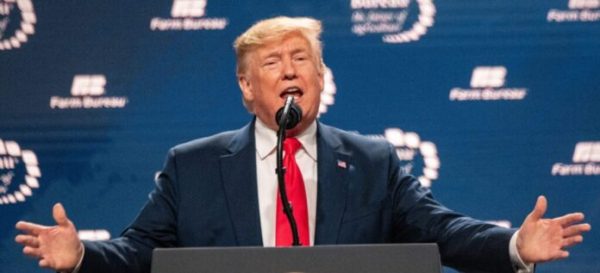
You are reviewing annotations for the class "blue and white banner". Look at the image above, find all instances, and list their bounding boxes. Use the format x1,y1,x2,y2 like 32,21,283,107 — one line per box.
1,1,598,272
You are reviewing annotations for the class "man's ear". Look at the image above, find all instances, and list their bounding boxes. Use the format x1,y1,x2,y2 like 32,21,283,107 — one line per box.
238,74,254,102
318,65,325,93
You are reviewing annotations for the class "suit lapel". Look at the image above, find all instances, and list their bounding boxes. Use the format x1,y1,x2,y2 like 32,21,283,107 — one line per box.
219,121,263,246
314,123,350,244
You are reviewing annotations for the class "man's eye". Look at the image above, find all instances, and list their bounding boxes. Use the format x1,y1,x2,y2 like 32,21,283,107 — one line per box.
263,60,279,67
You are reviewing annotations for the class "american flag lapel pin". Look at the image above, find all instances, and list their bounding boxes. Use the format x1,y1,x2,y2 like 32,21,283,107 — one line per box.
337,159,347,169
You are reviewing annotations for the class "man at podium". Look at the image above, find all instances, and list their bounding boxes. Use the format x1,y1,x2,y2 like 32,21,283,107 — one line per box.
15,16,590,273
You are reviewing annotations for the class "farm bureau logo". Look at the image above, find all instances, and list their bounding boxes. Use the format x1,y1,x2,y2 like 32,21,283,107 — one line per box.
0,0,36,51
350,0,436,44
50,75,128,110
449,66,528,101
551,141,600,176
0,139,41,205
368,128,440,187
150,0,228,31
547,0,600,23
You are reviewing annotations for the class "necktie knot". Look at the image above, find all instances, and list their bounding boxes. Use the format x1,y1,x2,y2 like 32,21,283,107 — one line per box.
284,137,302,155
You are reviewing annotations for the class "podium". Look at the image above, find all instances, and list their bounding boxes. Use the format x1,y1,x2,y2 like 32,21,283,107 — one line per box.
151,244,441,273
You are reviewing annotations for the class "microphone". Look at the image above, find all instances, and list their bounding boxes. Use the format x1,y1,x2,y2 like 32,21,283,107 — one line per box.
274,95,303,246
275,96,302,130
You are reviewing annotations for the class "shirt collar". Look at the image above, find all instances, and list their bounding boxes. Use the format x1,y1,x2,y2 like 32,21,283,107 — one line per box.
255,117,317,161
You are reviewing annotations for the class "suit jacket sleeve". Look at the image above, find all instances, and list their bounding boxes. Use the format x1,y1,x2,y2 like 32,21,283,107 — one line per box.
386,143,516,273
78,148,180,273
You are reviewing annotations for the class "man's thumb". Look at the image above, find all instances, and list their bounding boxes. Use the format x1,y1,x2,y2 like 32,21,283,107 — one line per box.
529,195,547,220
52,203,70,226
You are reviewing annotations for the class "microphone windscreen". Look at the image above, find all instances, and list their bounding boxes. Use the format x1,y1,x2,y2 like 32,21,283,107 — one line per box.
276,101,303,130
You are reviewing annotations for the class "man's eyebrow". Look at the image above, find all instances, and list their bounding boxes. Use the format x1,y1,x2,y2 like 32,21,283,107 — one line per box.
262,51,282,60
261,47,309,60
291,48,309,56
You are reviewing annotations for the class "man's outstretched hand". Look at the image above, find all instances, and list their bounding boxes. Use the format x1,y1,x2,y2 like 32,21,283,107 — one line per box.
15,203,83,272
517,196,591,264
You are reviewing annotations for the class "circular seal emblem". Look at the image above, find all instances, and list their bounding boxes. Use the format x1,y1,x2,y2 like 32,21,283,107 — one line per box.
384,128,440,187
351,0,436,44
0,0,36,51
0,139,41,205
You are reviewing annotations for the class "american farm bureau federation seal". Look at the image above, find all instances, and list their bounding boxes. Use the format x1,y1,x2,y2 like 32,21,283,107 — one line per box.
350,0,436,44
0,139,41,205
0,0,36,50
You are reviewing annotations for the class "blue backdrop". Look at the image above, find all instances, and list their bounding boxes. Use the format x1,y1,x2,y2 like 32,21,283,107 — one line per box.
1,0,599,272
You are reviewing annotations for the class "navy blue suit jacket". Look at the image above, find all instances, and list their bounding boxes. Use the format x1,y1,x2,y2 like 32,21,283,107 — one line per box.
81,120,516,273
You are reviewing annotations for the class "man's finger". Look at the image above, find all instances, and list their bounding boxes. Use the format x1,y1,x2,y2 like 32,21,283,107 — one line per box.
39,257,56,269
15,221,47,235
563,223,591,237
554,212,585,227
39,259,51,269
556,250,569,259
52,203,69,227
15,234,39,248
22,246,41,258
529,195,547,220
562,235,584,248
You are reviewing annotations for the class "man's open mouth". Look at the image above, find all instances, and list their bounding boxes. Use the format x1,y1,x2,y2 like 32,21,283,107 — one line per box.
280,87,303,99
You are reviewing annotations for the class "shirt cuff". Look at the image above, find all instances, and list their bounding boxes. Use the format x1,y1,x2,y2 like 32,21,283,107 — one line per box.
60,242,85,273
509,230,535,273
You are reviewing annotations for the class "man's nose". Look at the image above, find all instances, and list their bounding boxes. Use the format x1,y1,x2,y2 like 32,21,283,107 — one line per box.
282,58,296,80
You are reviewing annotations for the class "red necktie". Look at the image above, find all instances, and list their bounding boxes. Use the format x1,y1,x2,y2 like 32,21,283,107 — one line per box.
276,137,309,246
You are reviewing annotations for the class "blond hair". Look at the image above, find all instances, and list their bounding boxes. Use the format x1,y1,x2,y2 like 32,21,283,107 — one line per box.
233,16,325,76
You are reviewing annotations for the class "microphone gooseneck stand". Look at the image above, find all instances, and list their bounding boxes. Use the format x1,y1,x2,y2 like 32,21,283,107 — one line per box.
275,96,302,246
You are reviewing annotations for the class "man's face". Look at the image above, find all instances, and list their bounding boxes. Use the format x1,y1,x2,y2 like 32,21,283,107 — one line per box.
238,32,324,136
